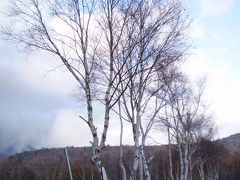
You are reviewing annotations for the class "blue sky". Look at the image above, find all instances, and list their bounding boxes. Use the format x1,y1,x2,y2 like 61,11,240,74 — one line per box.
184,0,240,138
0,0,240,150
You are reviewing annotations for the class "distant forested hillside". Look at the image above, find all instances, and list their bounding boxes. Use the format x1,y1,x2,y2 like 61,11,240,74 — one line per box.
0,145,35,160
0,134,240,179
219,133,240,153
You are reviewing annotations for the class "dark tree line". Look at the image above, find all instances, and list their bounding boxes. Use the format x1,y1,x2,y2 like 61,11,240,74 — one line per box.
0,143,239,180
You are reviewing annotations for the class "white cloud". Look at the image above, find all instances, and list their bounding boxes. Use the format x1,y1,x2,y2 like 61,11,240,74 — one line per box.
183,48,240,138
106,113,134,145
44,109,91,147
200,0,235,15
42,105,136,148
189,21,205,39
207,78,240,138
182,49,208,80
23,54,77,97
212,32,221,40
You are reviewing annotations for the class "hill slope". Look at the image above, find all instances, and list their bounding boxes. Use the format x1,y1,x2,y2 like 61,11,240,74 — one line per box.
0,133,240,179
220,133,240,153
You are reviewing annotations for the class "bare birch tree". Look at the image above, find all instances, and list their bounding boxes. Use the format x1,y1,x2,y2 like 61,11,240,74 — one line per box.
115,1,189,179
160,75,215,180
2,0,190,179
194,137,223,180
1,0,139,179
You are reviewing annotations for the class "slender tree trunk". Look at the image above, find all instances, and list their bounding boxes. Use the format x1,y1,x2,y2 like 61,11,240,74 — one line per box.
176,166,179,180
91,166,94,180
188,157,193,180
139,153,144,180
18,164,21,180
142,152,151,180
64,148,73,180
119,160,127,180
178,140,184,180
168,127,174,180
85,84,107,180
207,162,219,180
156,167,159,180
214,163,220,180
197,161,205,180
133,113,141,178
133,124,140,179
118,101,127,180
140,137,152,180
163,168,167,180
183,141,189,180
101,167,107,180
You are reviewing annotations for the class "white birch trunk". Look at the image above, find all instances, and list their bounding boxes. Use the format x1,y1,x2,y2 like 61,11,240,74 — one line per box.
137,142,151,180
142,155,151,180
86,87,107,180
183,141,189,180
118,101,127,180
101,167,108,180
138,153,144,180
120,160,127,180
188,157,193,180
133,123,140,172
207,162,219,180
141,136,151,180
133,102,142,177
168,127,174,180
197,161,205,180
214,163,219,180
177,140,184,180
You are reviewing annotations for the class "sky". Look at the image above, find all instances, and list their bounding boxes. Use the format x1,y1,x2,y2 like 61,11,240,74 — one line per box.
185,0,240,138
0,0,240,151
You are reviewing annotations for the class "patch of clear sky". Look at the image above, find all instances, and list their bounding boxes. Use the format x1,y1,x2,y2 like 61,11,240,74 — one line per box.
187,0,240,83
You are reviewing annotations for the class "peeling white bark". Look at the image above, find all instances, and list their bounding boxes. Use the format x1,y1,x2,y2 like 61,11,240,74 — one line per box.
101,167,107,180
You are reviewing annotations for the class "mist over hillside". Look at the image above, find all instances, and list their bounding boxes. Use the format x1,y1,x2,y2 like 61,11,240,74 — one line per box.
0,145,35,160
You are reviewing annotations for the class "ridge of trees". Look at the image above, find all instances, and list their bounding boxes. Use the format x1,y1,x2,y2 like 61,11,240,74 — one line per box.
0,141,240,180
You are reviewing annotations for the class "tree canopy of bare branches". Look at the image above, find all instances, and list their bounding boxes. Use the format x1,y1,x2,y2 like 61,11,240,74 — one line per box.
158,74,215,180
2,0,190,179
